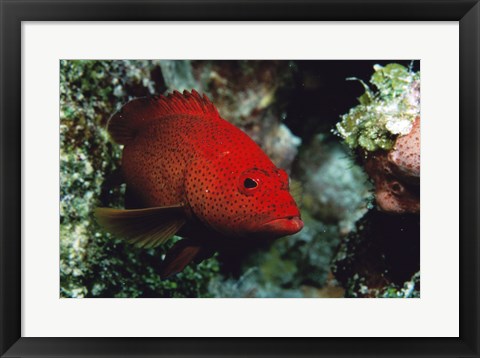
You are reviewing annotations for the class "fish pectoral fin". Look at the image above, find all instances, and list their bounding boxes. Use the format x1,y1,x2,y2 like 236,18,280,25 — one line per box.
95,205,185,249
160,239,211,279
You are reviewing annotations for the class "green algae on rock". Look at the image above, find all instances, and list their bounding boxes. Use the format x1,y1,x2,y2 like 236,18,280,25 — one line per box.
336,63,420,152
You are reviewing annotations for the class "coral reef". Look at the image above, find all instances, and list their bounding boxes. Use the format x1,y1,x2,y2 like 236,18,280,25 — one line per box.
332,63,421,297
335,63,420,215
336,63,420,152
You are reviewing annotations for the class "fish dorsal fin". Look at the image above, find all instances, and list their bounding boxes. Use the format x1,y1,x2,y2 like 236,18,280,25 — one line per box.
107,90,219,144
95,205,186,249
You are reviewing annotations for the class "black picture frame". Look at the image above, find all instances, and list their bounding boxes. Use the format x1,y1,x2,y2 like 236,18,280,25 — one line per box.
1,0,478,357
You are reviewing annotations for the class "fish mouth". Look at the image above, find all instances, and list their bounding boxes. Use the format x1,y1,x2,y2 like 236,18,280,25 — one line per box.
257,216,304,238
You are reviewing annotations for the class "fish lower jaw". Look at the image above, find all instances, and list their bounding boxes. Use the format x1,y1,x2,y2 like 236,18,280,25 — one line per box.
256,215,304,238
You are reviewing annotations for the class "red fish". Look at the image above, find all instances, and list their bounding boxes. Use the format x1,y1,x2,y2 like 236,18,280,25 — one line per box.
96,90,303,277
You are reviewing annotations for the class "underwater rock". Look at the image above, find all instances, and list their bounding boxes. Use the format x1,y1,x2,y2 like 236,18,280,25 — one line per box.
191,61,290,125
295,135,373,233
208,267,304,298
262,121,302,171
300,272,345,298
332,210,420,298
158,60,197,92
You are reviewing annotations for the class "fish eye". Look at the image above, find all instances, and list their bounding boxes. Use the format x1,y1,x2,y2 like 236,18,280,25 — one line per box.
244,178,258,189
238,170,263,195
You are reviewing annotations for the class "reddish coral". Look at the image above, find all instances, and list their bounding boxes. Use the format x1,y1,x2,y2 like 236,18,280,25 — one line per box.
388,116,420,184
363,117,420,214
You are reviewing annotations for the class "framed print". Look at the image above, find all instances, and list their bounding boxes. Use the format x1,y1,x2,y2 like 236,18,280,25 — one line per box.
1,0,479,357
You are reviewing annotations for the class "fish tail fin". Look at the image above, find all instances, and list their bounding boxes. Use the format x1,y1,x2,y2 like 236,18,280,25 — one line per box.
107,90,219,145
